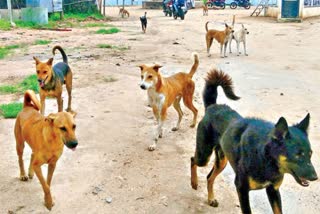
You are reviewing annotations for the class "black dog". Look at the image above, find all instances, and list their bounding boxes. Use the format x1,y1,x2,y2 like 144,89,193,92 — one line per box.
191,69,318,213
140,12,147,33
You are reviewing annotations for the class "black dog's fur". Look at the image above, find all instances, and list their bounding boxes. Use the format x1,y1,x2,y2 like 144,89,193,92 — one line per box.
140,12,147,33
191,69,318,213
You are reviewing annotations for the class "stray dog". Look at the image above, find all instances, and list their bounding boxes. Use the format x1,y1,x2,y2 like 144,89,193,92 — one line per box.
14,90,78,210
205,21,234,58
229,24,249,56
33,46,73,115
119,7,130,17
191,69,318,213
202,4,208,16
140,11,147,33
138,53,199,151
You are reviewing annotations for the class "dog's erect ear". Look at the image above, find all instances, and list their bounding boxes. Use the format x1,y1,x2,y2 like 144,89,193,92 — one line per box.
69,111,77,118
33,56,41,65
242,24,244,28
46,58,54,66
137,64,145,71
153,64,162,72
273,117,289,141
295,113,310,134
225,23,229,28
46,113,57,123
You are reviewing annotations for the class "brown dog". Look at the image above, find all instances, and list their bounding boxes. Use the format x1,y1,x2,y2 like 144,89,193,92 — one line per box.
202,5,208,16
119,7,130,17
14,90,78,210
138,53,199,151
33,46,73,115
205,21,234,58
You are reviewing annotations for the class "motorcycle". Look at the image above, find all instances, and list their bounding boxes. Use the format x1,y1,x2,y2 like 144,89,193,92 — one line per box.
230,0,251,9
206,0,226,9
163,0,173,17
172,0,187,20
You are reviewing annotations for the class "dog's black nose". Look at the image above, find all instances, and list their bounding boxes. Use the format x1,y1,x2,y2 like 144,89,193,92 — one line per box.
38,79,42,83
65,140,78,149
140,85,146,90
247,32,249,34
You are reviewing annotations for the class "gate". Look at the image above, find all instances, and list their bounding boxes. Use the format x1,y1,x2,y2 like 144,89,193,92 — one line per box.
281,0,300,18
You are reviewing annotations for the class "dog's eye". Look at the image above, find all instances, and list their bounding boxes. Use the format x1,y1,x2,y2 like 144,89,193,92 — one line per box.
73,124,76,130
60,127,67,131
43,71,47,74
37,70,40,74
148,75,152,79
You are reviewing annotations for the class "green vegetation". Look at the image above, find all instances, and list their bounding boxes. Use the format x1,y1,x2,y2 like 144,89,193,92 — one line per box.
0,44,23,59
97,44,129,51
0,19,11,30
84,22,113,28
0,102,23,118
0,75,39,94
202,0,208,4
34,40,52,45
95,27,120,34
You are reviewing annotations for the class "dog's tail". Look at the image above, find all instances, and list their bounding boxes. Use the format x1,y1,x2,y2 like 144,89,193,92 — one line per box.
23,90,41,111
203,68,240,109
205,21,210,32
52,45,68,64
188,52,199,78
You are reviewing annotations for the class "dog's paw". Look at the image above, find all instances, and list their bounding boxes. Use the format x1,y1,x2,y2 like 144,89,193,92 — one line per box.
44,195,54,210
148,144,157,151
208,54,211,57
172,127,179,131
208,199,219,207
28,173,34,179
191,180,198,190
158,133,163,138
20,175,29,181
190,124,196,128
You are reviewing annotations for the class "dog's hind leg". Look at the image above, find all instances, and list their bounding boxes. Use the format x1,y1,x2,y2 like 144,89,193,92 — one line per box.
266,185,282,214
15,134,28,181
207,37,213,57
65,71,73,112
183,83,197,128
28,153,35,179
191,157,198,190
207,149,228,207
172,96,183,131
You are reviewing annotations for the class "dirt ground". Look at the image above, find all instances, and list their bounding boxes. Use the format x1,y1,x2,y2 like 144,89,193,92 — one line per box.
0,6,320,214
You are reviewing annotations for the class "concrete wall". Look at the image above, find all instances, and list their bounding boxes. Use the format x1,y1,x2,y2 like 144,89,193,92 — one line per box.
0,9,21,20
303,7,320,18
265,5,320,19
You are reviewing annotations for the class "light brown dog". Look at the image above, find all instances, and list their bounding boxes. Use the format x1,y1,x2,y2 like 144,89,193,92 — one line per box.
138,53,199,151
205,21,234,58
14,90,78,210
119,7,130,17
202,4,208,16
33,46,73,115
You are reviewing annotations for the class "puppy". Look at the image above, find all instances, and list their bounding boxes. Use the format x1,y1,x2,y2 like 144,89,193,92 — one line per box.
119,7,130,17
191,69,318,213
229,24,249,56
202,5,208,16
33,46,73,115
138,53,199,151
205,21,234,58
14,90,78,210
140,12,147,33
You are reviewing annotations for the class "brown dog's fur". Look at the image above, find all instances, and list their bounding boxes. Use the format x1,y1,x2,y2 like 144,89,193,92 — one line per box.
138,53,199,151
205,21,234,58
119,8,130,17
33,46,73,115
202,5,208,16
14,90,78,210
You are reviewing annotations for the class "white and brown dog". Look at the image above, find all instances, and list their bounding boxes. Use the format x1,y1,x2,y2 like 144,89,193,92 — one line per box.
138,53,199,151
229,24,249,56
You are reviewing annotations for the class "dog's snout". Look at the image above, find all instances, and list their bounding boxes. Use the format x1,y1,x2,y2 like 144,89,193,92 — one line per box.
247,32,249,34
65,140,78,149
140,84,146,90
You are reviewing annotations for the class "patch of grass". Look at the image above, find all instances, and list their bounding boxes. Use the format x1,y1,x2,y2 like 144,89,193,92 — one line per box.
0,44,22,59
0,19,11,30
0,74,39,94
34,40,52,45
83,23,113,28
97,44,129,51
95,27,120,34
0,102,23,118
104,76,118,83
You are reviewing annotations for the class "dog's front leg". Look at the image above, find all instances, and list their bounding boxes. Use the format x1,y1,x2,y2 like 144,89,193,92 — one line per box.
266,185,283,214
47,162,57,187
237,41,240,56
220,44,224,58
229,39,232,53
57,95,63,112
40,94,46,115
235,177,252,214
33,163,54,210
243,41,248,56
223,42,228,58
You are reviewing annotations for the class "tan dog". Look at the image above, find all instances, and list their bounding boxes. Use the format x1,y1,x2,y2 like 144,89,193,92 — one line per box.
14,90,78,210
33,46,73,115
138,53,199,151
205,21,234,58
202,4,208,16
119,7,130,17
